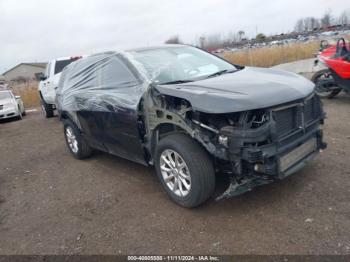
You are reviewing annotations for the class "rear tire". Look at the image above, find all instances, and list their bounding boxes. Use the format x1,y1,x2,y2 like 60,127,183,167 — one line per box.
63,119,93,159
311,69,342,99
41,98,54,118
155,133,215,208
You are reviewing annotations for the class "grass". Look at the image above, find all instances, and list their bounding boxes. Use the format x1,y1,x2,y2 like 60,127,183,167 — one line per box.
11,81,41,108
222,41,320,68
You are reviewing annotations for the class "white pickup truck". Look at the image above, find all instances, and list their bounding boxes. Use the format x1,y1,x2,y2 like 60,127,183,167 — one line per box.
38,56,82,118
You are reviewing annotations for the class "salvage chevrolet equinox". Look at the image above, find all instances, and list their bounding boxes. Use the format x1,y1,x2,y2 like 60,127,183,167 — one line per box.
56,45,326,208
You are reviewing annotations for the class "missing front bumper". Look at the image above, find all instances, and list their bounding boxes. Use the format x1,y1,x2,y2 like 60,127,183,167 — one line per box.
216,131,326,201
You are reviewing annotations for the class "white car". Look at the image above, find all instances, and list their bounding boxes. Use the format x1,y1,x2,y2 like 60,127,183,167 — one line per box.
38,56,82,118
0,89,25,120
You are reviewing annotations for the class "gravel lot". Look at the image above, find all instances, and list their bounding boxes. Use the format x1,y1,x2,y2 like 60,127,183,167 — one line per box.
0,94,350,255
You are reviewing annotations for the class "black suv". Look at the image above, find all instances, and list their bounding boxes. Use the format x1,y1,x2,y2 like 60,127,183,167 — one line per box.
57,45,326,207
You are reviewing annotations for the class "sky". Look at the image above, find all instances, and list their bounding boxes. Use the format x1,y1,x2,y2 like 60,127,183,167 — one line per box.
0,0,347,73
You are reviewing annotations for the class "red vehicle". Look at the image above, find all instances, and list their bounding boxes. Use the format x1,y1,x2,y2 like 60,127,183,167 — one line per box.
312,38,350,98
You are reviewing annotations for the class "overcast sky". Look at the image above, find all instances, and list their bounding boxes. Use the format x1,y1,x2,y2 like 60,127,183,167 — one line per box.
0,0,347,72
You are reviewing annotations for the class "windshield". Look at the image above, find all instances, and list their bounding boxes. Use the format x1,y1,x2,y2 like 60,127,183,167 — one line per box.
128,46,237,84
0,91,12,100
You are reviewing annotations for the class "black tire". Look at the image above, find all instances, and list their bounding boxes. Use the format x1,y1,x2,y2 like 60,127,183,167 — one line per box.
63,119,93,159
22,110,26,116
40,98,54,118
154,133,215,208
16,106,22,120
311,69,342,99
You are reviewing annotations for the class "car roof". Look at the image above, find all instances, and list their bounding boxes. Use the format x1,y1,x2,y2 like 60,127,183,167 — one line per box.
76,45,191,60
126,44,189,53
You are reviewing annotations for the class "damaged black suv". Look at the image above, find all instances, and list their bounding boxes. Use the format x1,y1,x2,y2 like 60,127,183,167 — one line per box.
57,45,326,208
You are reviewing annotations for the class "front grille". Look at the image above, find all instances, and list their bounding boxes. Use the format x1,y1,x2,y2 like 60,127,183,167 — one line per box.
273,95,321,140
304,96,321,124
0,105,3,110
274,106,301,137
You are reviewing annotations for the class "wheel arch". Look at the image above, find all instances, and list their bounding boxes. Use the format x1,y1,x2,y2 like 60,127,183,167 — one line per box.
60,111,78,126
150,122,193,159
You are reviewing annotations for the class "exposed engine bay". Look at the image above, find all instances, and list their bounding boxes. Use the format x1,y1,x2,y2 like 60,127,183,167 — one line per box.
142,89,326,200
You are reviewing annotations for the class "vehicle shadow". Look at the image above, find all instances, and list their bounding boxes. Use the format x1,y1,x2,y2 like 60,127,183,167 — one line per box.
323,92,350,104
88,149,310,212
0,117,20,124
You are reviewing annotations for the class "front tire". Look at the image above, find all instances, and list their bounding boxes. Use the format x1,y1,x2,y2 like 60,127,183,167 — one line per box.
63,120,93,159
16,112,22,120
155,133,215,208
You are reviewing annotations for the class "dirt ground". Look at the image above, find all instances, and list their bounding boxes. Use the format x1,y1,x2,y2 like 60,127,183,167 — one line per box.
0,94,350,255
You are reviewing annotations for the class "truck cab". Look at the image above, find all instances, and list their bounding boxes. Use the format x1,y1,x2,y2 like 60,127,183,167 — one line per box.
38,56,82,118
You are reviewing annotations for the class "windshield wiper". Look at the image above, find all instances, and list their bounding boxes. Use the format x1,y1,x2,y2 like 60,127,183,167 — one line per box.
159,79,195,85
205,69,238,79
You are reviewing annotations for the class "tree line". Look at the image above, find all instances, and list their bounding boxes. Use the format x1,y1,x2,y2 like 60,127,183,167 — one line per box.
164,9,350,49
294,9,350,32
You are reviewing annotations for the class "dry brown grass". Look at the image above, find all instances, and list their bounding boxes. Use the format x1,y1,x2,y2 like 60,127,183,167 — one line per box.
11,81,40,108
222,41,320,67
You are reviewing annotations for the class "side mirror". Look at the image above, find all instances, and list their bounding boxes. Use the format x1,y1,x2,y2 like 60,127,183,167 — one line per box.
15,95,21,99
37,72,47,81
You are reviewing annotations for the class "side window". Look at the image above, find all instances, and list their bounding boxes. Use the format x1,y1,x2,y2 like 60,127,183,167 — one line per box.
98,55,137,89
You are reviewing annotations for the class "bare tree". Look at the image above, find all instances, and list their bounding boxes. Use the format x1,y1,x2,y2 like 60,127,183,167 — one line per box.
238,30,245,41
310,17,320,30
338,10,350,25
321,10,332,27
206,33,223,49
199,36,206,48
165,35,182,44
294,18,305,32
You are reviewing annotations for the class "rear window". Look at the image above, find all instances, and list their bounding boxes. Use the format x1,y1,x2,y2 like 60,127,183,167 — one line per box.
54,59,73,74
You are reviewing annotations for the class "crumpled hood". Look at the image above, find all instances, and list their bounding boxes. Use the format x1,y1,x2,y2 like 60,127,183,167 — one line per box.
155,67,315,113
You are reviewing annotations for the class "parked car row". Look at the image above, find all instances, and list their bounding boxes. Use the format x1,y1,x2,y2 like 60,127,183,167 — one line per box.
217,30,350,54
36,44,327,208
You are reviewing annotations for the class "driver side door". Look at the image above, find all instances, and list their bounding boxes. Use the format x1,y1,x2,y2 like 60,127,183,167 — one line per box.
93,55,146,164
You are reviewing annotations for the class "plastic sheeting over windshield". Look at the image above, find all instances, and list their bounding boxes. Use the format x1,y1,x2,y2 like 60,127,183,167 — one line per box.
56,52,147,113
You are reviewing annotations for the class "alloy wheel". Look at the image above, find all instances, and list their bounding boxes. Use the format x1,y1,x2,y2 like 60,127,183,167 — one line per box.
159,149,191,197
65,126,78,153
